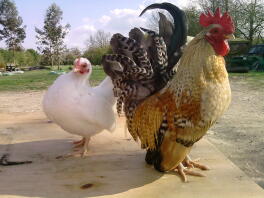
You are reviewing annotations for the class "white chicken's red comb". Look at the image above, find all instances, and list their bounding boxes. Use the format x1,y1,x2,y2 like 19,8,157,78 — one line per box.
76,58,81,66
74,58,90,66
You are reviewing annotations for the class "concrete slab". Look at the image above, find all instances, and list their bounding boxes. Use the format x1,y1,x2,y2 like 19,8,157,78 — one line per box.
0,112,264,198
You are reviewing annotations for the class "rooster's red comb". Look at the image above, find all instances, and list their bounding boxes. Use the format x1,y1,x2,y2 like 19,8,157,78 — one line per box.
199,8,234,33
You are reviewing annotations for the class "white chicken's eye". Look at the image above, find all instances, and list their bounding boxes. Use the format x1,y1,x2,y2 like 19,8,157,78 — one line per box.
82,64,87,68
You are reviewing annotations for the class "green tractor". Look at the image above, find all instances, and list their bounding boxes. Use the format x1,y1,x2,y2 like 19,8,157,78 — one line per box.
228,44,264,72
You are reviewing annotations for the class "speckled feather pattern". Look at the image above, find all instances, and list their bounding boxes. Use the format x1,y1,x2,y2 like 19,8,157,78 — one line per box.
103,30,174,119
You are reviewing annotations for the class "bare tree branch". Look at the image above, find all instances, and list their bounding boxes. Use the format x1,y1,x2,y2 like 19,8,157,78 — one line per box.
86,30,111,49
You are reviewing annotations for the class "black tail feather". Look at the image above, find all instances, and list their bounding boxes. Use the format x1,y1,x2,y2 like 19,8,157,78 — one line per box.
140,2,187,68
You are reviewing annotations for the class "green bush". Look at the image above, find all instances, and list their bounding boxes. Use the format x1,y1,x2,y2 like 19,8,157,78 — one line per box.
0,48,41,67
83,46,112,65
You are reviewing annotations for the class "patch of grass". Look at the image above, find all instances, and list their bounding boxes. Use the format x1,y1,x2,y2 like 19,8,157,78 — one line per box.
90,67,107,86
229,72,264,89
0,66,106,92
229,71,264,78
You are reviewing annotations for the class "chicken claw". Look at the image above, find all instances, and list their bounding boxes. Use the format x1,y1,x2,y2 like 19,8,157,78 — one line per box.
183,155,210,170
56,148,88,159
175,163,205,182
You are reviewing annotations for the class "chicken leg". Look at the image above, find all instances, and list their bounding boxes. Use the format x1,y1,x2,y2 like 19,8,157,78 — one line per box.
56,137,90,159
73,137,85,148
73,137,90,157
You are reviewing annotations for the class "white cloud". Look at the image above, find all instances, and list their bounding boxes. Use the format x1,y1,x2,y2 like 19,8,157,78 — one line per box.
66,0,193,49
82,17,92,23
99,15,111,25
66,24,96,49
104,7,147,35
76,25,96,32
67,5,147,49
110,8,139,16
141,0,189,8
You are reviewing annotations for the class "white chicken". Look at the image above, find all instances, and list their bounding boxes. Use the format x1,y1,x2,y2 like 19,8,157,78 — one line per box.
43,58,116,157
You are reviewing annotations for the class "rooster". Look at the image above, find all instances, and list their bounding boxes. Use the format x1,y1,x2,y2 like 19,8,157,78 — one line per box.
103,3,234,182
43,58,116,157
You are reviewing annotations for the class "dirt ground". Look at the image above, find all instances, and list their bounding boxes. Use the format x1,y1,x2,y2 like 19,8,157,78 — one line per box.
208,76,264,188
0,77,263,189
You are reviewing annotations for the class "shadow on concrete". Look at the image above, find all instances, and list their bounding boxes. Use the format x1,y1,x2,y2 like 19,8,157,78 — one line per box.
0,139,163,198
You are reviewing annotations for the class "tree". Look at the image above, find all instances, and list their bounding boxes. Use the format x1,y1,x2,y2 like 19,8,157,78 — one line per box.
234,0,264,45
196,0,229,12
35,3,70,68
62,47,81,65
83,46,111,65
84,30,112,65
183,6,203,36
25,49,40,66
146,12,163,33
86,30,111,49
0,48,40,67
0,0,26,63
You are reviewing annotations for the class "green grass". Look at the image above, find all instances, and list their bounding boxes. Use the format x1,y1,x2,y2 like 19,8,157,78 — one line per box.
0,66,106,92
89,66,107,86
229,71,264,79
229,72,264,89
1,67,263,92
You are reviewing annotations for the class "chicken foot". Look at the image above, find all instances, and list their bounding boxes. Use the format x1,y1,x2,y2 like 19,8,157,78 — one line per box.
183,155,210,170
175,162,205,182
174,155,210,182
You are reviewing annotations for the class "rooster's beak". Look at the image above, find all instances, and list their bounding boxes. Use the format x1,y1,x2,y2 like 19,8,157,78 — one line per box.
225,34,235,40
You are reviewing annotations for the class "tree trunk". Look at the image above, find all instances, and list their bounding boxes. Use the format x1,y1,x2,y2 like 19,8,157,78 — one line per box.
248,0,257,46
12,47,15,65
224,0,229,12
51,55,54,69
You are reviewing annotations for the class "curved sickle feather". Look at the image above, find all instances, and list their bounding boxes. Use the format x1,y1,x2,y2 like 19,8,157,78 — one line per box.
139,2,187,69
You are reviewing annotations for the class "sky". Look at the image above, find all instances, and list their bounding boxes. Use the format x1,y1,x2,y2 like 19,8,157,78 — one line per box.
0,0,191,50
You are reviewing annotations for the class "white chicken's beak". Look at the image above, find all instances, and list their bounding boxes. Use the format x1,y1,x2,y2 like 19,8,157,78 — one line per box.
73,67,80,73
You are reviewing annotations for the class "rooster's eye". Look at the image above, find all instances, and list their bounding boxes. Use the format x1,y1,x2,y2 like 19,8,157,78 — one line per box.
212,28,219,33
